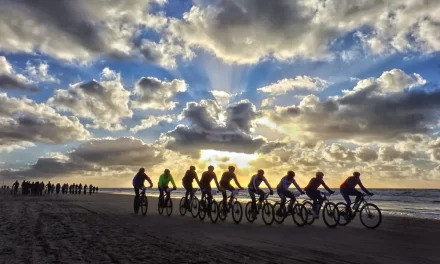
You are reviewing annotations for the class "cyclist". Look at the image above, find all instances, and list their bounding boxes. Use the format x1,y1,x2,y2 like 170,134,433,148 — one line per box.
219,166,244,209
199,165,220,215
248,169,273,218
158,169,177,207
276,171,305,216
340,172,374,212
182,166,200,208
132,168,153,199
304,171,334,218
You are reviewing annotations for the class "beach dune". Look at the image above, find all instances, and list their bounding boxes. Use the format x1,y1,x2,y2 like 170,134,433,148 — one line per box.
0,193,438,264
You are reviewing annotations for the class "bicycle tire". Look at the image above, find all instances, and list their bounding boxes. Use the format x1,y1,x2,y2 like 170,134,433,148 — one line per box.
166,198,173,217
292,204,307,227
322,202,339,228
190,197,199,218
158,200,164,215
245,202,255,223
302,201,315,225
273,202,286,224
210,200,219,223
360,203,382,229
179,197,187,216
198,199,206,221
231,201,243,224
262,203,274,226
335,202,351,226
140,195,148,216
218,202,227,221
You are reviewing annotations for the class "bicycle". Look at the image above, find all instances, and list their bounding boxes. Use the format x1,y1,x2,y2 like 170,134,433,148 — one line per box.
198,190,220,223
273,194,308,227
158,188,174,216
134,186,150,216
336,194,382,229
245,193,275,225
219,190,243,224
302,192,340,228
179,189,200,218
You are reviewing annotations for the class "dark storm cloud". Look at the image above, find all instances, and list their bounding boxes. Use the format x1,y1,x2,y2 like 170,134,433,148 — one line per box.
163,100,266,158
0,75,39,92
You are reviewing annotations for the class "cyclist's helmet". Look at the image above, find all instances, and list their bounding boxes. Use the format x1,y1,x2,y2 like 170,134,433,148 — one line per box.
353,171,360,177
190,166,196,171
316,171,324,178
257,169,264,176
164,169,170,174
287,171,295,177
208,165,214,171
228,165,235,172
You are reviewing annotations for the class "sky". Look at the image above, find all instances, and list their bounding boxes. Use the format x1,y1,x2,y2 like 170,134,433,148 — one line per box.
0,0,440,188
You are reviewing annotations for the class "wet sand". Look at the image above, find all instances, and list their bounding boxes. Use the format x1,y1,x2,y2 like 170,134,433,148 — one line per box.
0,193,438,264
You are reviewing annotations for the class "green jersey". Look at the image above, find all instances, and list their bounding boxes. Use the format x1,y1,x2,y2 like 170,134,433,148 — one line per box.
158,174,176,188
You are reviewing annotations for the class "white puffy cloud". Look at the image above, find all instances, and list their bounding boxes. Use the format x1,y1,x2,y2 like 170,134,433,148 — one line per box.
0,93,90,150
257,76,330,96
132,77,187,110
261,97,275,108
165,0,440,64
210,90,235,106
0,56,37,92
48,68,132,131
0,0,167,63
130,115,174,133
25,61,59,83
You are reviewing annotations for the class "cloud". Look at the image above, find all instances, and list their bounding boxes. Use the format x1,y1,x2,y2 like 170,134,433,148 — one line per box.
261,97,275,108
166,0,440,64
267,69,438,142
132,77,187,110
323,143,356,162
130,115,174,133
0,93,90,149
210,90,235,106
378,146,416,161
25,61,59,83
140,39,194,68
0,56,38,92
48,68,132,131
0,137,164,180
0,0,167,63
355,147,378,162
257,76,330,96
162,100,266,158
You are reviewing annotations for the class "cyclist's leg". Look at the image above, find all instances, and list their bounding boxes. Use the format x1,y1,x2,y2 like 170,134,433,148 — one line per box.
316,191,324,210
277,188,286,213
220,187,227,207
227,185,236,205
257,188,265,206
158,187,165,206
207,190,213,213
248,188,257,211
306,190,318,211
284,191,295,212
353,189,363,206
340,188,352,207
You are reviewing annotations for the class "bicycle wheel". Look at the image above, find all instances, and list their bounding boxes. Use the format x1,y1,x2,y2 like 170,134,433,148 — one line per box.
140,196,148,216
179,197,187,216
273,202,286,224
231,202,243,224
360,203,382,229
302,201,315,225
292,204,307,227
199,199,206,221
335,202,351,226
322,202,339,228
262,203,274,226
245,202,255,223
190,197,199,218
210,200,219,223
158,200,164,215
218,202,227,221
166,198,173,217
133,196,140,214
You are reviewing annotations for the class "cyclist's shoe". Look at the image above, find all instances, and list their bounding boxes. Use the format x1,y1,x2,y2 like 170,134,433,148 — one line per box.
228,201,233,209
276,209,283,217
312,210,318,219
252,209,257,219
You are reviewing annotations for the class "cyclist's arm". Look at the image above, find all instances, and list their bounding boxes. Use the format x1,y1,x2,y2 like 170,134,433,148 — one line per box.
358,180,371,195
158,175,163,187
145,175,153,187
233,174,243,189
322,181,333,193
170,175,177,189
194,172,200,186
262,177,273,192
214,174,220,189
292,179,304,193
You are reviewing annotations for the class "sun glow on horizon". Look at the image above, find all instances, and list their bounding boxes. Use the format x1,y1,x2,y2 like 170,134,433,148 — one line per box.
199,149,258,169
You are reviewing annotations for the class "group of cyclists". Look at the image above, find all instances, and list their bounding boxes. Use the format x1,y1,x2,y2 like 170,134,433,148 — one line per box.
132,165,374,223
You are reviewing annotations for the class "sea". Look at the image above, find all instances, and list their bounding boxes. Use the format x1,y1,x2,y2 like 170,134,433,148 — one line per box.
99,188,440,220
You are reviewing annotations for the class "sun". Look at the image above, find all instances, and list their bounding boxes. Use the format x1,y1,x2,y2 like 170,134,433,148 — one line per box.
199,149,258,169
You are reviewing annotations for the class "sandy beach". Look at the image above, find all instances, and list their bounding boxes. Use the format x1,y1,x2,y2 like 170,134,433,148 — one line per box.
0,193,439,264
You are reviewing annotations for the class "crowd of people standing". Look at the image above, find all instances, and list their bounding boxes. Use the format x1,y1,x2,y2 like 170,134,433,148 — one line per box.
1,180,99,196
